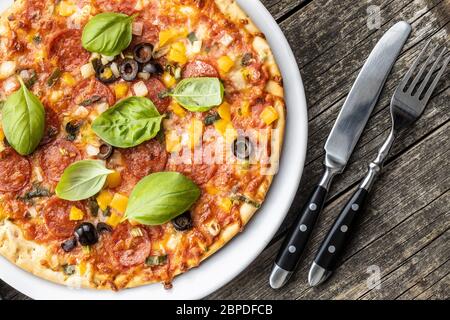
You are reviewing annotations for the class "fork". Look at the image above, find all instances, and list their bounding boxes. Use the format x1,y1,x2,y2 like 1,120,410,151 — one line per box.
308,40,449,286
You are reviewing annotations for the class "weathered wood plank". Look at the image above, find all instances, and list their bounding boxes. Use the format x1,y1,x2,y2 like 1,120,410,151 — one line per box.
260,0,309,20
209,122,450,299
414,273,450,299
396,260,450,299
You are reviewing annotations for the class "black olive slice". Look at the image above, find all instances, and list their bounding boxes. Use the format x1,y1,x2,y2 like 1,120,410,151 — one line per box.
97,143,114,160
133,43,154,64
120,59,139,81
172,211,193,231
95,63,117,84
65,120,82,142
96,222,113,234
232,136,253,160
142,62,164,75
74,222,99,246
61,237,77,252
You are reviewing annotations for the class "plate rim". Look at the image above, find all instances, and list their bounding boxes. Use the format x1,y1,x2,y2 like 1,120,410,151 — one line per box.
0,0,308,300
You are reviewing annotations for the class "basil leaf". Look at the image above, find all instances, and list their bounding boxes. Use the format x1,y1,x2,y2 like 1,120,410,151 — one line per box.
82,13,134,56
1,78,45,155
56,160,113,201
170,77,224,112
92,96,163,148
125,172,201,225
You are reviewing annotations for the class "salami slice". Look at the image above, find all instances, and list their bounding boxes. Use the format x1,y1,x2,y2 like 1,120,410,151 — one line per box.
108,223,151,267
182,60,219,78
49,30,90,72
39,107,60,146
94,0,138,15
73,78,116,106
0,148,31,192
174,163,218,185
122,140,168,180
144,78,171,114
43,197,79,238
40,140,81,183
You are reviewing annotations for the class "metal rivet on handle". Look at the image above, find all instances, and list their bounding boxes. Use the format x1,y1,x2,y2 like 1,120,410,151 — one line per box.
288,245,296,253
309,203,317,211
328,245,336,253
299,224,307,232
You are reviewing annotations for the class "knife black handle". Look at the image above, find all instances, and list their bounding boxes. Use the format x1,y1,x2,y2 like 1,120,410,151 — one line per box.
275,185,328,271
314,187,369,271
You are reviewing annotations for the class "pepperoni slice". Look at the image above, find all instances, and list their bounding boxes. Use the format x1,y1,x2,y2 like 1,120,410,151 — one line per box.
40,140,81,183
94,0,138,15
73,78,115,106
0,148,31,192
108,223,151,267
182,60,219,78
40,107,60,146
43,197,79,238
49,30,89,72
122,140,168,180
174,163,218,185
144,78,171,114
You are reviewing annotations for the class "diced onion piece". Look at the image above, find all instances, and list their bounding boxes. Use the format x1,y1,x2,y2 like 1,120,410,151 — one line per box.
86,144,99,156
206,220,221,237
191,40,202,54
132,22,144,36
101,55,115,63
132,81,148,97
73,106,89,118
110,62,120,78
0,61,16,80
265,80,284,98
33,166,44,182
219,34,233,47
138,72,150,80
27,206,38,218
229,71,246,90
96,102,109,114
3,77,19,94
80,62,95,79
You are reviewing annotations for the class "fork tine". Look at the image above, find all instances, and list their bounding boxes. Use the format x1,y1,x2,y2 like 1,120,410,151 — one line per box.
416,48,446,98
407,44,439,94
420,54,449,104
399,40,431,91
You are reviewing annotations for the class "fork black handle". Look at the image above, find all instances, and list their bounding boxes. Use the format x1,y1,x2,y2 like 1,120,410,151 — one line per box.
312,188,369,273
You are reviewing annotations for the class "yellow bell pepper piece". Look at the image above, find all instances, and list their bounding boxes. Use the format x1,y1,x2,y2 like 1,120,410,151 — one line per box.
96,190,113,211
217,56,234,74
218,102,231,121
170,102,186,117
79,261,87,276
214,119,229,136
57,1,76,17
106,212,123,228
162,72,176,88
168,41,187,65
219,198,233,212
260,106,279,125
165,130,182,153
205,184,219,195
69,206,84,221
106,171,122,189
159,28,188,47
61,72,76,87
188,118,203,149
110,193,128,214
240,100,250,116
114,83,129,100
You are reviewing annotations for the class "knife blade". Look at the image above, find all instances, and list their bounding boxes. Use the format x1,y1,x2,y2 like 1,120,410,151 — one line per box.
269,21,411,289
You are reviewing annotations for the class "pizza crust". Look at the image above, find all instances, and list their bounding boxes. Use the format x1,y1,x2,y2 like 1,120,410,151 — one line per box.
0,0,286,290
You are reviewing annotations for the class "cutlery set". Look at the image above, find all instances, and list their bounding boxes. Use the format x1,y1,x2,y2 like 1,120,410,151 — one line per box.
270,21,449,289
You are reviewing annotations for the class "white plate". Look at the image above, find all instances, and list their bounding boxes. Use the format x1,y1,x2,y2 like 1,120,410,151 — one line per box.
0,0,308,300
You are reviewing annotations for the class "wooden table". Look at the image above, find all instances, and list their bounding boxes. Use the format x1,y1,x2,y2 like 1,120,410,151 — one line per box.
1,0,448,300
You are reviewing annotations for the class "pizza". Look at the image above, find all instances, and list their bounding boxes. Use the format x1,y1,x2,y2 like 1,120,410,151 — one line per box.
0,0,285,290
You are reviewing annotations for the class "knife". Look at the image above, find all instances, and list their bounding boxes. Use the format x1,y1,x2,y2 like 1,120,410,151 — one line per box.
269,21,412,289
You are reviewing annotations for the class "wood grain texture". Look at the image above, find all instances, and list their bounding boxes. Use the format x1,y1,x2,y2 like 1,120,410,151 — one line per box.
1,0,449,300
